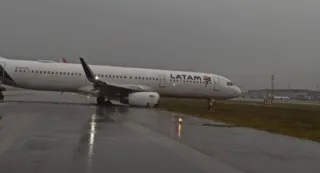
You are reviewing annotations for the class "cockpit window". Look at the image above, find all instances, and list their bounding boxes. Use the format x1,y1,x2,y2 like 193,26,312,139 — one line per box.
227,81,234,86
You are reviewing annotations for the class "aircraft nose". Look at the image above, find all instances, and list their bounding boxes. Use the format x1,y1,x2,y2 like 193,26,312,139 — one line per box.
234,86,242,97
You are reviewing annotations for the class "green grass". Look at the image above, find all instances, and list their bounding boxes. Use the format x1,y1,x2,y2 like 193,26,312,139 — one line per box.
158,98,320,142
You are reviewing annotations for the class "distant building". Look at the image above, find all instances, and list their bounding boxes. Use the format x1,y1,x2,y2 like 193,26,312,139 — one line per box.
243,89,320,101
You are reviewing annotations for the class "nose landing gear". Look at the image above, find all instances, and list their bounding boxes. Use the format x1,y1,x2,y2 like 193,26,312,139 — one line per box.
0,92,3,101
207,98,215,112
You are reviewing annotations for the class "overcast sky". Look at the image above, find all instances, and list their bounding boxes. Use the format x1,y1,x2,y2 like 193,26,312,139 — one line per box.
1,0,320,90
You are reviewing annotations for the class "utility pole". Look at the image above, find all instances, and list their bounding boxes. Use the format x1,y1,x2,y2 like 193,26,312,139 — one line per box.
317,84,320,100
271,74,275,98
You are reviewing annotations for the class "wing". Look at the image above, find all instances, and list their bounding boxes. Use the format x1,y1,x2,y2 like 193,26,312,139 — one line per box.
78,57,152,97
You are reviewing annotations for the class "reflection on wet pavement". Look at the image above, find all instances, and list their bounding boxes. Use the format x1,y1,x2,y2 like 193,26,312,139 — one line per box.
0,91,320,173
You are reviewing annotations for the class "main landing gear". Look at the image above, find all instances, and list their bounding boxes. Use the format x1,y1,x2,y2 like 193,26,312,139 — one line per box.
96,96,112,106
0,92,3,101
0,84,5,101
207,98,215,112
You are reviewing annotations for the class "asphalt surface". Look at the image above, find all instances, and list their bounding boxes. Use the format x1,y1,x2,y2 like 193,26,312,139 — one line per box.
0,91,320,173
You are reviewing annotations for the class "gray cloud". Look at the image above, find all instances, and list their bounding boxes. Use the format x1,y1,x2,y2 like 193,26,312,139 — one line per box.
1,0,320,90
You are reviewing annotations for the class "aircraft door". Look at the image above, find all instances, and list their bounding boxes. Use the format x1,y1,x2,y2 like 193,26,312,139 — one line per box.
158,75,167,88
213,76,221,91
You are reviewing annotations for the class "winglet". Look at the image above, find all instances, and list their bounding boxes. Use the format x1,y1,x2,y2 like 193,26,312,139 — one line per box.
79,57,97,83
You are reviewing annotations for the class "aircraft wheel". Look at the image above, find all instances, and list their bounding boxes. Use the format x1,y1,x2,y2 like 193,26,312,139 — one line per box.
0,93,3,101
105,100,112,106
97,96,105,105
154,100,160,108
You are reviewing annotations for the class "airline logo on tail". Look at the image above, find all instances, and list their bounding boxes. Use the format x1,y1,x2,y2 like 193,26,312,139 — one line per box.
60,57,67,63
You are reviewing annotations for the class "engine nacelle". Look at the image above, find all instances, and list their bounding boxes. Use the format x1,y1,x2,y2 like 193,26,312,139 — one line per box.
121,92,160,107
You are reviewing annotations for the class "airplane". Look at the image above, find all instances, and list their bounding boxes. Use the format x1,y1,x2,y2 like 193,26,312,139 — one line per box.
0,57,68,92
0,56,241,108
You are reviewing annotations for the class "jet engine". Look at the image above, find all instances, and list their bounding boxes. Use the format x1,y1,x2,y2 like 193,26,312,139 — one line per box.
120,92,160,107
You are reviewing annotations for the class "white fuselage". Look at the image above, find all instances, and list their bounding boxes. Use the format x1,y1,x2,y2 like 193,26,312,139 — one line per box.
0,57,241,100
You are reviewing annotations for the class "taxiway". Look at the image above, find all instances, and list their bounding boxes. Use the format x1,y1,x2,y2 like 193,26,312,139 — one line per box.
0,90,320,173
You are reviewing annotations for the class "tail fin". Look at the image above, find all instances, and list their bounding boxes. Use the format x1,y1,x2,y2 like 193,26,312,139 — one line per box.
60,57,67,63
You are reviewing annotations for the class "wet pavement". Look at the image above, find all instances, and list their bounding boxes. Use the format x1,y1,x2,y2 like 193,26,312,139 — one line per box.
0,91,320,173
